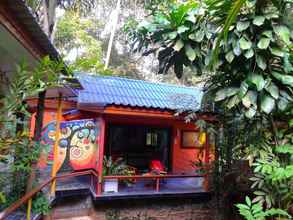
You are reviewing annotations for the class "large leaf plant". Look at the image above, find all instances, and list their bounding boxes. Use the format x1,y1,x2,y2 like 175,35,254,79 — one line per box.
212,0,293,118
127,1,214,78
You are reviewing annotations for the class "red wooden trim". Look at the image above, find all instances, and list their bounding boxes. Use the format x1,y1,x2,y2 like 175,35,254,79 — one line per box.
103,174,206,180
97,117,106,195
0,4,43,59
204,134,210,164
26,99,77,112
104,106,177,119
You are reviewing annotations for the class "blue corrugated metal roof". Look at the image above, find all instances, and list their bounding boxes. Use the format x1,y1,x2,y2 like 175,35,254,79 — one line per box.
76,73,203,111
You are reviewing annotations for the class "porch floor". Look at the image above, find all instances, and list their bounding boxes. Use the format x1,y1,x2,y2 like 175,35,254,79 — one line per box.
101,178,204,197
55,175,207,200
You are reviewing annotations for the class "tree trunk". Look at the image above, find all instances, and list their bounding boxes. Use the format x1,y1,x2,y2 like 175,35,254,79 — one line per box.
26,90,46,193
42,0,57,40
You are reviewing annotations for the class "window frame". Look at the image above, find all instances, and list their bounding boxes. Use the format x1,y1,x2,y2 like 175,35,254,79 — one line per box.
181,130,204,149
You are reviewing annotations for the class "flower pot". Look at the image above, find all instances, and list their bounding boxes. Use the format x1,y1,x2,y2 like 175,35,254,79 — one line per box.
104,179,118,193
195,177,204,188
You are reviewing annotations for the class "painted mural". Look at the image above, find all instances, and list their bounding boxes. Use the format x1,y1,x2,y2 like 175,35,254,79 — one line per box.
37,121,57,169
59,119,100,172
37,119,100,173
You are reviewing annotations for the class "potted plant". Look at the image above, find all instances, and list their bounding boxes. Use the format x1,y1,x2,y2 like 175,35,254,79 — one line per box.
102,156,132,193
191,159,206,188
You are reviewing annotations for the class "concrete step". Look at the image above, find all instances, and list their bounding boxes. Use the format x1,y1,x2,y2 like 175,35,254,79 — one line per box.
56,217,92,220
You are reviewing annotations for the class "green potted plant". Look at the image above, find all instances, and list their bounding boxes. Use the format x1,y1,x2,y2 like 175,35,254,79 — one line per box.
102,156,133,193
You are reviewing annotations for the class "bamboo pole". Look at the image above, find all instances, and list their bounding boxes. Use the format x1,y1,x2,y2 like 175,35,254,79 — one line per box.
26,199,32,220
50,93,63,196
104,0,121,70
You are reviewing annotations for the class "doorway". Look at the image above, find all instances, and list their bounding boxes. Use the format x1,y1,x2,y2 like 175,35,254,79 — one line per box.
105,123,172,172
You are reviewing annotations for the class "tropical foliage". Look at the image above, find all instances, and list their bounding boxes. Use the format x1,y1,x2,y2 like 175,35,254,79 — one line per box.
103,156,134,176
236,196,291,220
127,0,293,218
129,0,293,117
0,57,68,211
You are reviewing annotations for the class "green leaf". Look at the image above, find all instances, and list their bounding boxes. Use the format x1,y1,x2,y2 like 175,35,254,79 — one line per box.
195,30,205,42
227,95,241,109
239,37,252,50
272,72,293,86
238,81,248,98
236,204,250,210
245,107,256,118
215,87,239,101
270,47,284,57
261,94,275,114
177,25,189,34
173,39,184,51
245,196,252,207
225,51,235,63
168,31,178,40
188,33,196,40
277,97,288,111
186,14,196,23
254,191,266,196
244,49,254,59
262,30,273,39
247,73,265,91
253,16,265,26
242,90,257,108
233,42,242,56
265,82,279,99
185,44,196,61
274,25,291,44
257,38,270,49
256,55,267,70
275,144,293,154
236,21,250,31
289,119,293,127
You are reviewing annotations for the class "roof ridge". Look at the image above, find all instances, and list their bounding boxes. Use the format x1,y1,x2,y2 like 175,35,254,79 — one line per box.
74,72,202,91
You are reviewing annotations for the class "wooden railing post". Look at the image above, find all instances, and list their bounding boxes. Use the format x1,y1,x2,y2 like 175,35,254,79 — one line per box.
155,178,160,192
97,118,106,196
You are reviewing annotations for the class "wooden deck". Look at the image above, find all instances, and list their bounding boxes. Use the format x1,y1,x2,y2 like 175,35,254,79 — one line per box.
55,176,209,201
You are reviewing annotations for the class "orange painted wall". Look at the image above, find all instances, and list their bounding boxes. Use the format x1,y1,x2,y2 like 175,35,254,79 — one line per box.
103,114,211,174
171,121,202,173
30,105,214,175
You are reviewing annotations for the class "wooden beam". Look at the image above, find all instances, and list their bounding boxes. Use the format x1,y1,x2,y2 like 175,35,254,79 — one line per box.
97,117,106,195
0,3,43,59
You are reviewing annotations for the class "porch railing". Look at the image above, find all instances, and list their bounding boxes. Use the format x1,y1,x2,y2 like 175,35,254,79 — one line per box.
103,174,208,193
0,171,208,219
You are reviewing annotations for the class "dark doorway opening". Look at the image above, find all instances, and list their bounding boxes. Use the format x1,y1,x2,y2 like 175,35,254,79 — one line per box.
105,124,172,172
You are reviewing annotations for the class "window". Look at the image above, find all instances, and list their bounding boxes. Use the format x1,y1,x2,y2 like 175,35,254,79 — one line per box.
181,130,204,148
146,132,158,146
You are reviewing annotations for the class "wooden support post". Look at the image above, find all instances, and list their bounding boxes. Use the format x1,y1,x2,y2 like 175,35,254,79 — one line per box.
203,134,210,192
97,118,106,195
50,93,63,196
26,198,32,220
156,178,160,192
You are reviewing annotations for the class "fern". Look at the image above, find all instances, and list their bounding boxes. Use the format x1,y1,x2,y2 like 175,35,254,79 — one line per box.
236,196,292,220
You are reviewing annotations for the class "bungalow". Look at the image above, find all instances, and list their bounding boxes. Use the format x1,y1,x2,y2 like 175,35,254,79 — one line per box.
28,73,215,200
